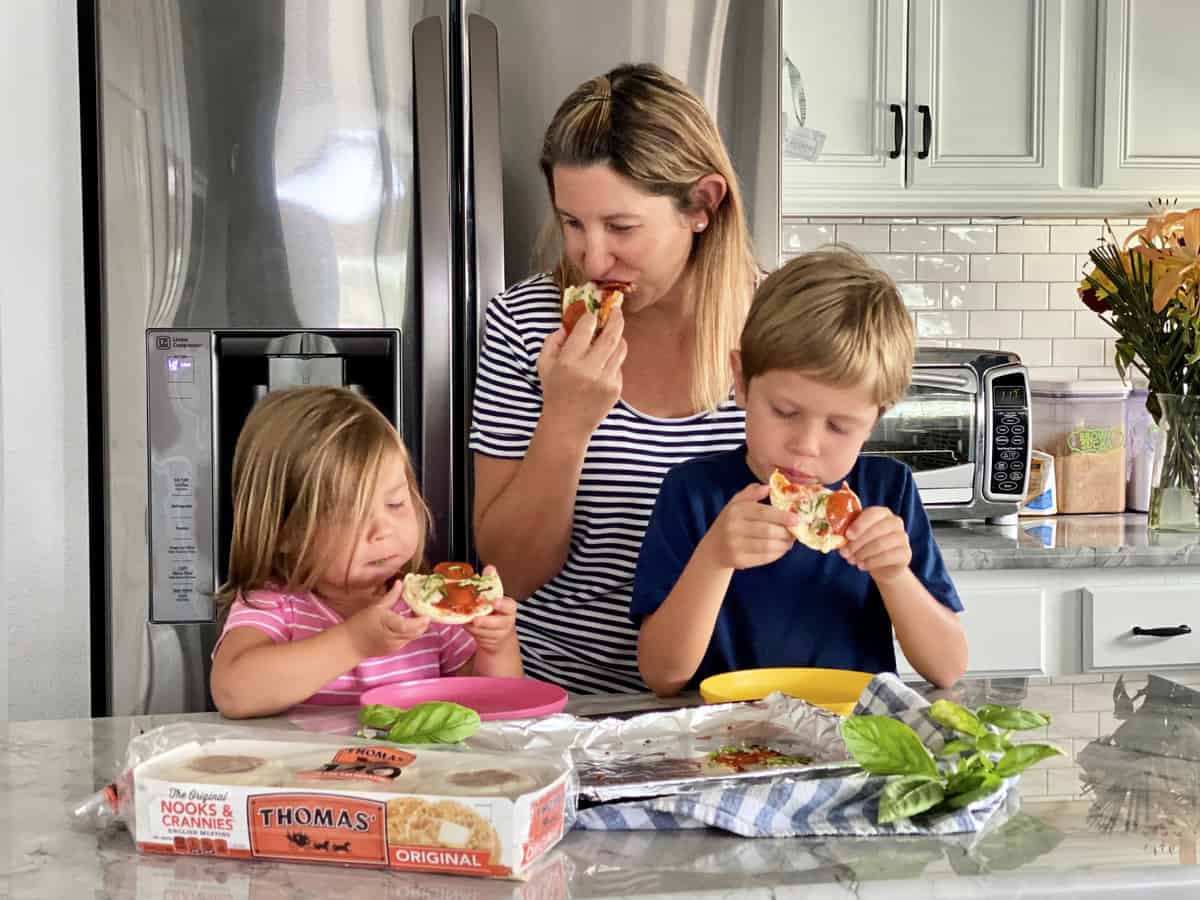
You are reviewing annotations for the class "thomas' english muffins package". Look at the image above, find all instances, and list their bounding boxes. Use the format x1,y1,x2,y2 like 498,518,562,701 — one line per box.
83,724,575,880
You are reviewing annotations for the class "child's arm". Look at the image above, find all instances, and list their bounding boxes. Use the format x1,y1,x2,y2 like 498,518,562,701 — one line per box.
841,507,967,688
210,584,430,718
638,483,798,697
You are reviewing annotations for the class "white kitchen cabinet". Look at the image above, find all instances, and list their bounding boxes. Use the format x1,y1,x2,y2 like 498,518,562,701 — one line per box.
895,584,1048,678
1084,585,1200,670
781,0,1064,213
1092,0,1200,193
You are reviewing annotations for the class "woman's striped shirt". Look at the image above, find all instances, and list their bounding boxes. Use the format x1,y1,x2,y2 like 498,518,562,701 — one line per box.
469,274,746,694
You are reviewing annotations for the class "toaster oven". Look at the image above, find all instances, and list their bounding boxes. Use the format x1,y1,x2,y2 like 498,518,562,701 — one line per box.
862,348,1031,522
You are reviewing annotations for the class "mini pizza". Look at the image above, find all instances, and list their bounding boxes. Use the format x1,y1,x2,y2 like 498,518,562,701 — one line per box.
768,468,862,554
701,744,814,775
402,562,502,624
562,280,630,337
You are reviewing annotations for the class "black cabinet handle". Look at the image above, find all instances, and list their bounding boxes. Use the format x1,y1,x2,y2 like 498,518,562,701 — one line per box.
889,104,903,159
1132,625,1192,637
917,104,932,159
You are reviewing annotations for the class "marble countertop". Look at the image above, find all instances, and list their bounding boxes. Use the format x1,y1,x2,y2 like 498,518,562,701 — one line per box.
935,513,1200,570
8,678,1200,899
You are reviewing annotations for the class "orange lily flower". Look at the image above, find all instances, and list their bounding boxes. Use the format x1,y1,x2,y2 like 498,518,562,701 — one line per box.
1128,208,1200,313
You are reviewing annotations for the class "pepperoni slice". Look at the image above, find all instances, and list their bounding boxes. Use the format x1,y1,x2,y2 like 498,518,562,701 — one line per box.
825,484,862,536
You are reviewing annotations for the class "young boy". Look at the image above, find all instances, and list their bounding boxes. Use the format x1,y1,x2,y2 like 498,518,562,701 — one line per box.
632,249,967,697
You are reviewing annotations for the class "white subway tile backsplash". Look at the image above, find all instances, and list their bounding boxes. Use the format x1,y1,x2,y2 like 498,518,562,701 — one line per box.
998,225,1050,253
1078,366,1122,380
996,283,1048,310
1024,254,1077,281
836,224,891,252
916,254,969,282
917,311,969,339
969,310,1022,338
783,212,1141,368
1050,225,1103,254
1053,339,1106,366
1000,339,1054,367
1049,282,1083,309
867,253,916,282
891,225,942,253
782,223,835,254
898,282,942,309
944,226,997,254
1024,311,1075,335
944,282,995,310
1075,310,1116,339
970,255,1023,281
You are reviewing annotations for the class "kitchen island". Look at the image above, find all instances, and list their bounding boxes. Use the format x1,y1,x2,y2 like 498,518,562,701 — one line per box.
6,674,1200,899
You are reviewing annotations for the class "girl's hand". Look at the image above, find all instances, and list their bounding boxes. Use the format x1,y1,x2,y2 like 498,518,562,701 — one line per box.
537,307,627,438
703,483,798,571
840,506,912,586
464,566,518,655
345,580,430,659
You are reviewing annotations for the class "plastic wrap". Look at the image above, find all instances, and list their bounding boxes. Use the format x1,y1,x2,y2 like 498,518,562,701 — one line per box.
72,722,576,880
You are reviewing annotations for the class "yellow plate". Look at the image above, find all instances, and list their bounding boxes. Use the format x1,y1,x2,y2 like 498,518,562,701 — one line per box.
698,667,874,716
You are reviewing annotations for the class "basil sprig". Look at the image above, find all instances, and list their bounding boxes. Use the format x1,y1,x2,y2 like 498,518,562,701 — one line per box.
841,698,1061,824
357,701,482,744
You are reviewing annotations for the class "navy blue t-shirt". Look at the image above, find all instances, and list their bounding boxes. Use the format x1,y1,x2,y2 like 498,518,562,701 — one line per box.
630,446,962,687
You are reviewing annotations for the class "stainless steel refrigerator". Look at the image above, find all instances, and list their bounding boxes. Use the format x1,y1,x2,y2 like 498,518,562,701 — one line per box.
81,0,781,716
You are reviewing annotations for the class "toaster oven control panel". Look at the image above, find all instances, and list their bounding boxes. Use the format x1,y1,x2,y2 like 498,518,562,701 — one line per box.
989,373,1029,497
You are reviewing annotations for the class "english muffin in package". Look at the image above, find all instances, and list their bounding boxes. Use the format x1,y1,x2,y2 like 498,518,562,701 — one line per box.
90,723,575,880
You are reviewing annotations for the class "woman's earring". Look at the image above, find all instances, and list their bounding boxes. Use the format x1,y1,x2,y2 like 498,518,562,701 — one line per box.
694,221,706,232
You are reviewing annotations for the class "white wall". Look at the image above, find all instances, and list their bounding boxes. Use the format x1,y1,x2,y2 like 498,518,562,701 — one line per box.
1,0,91,720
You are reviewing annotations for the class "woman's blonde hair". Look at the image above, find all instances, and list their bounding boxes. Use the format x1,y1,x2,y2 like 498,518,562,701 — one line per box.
740,249,915,409
214,386,429,626
535,62,759,412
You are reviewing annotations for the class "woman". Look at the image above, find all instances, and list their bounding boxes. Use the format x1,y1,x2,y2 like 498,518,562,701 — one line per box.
469,63,760,693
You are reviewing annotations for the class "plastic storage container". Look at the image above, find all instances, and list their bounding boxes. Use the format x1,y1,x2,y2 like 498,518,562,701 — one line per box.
1031,381,1130,514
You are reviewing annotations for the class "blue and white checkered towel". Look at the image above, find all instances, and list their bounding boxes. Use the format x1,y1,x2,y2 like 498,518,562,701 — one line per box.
573,673,1018,837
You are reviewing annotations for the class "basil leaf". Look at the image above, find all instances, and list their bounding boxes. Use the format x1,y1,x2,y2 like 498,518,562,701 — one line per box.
359,704,404,731
944,772,1004,809
976,733,1010,754
940,739,975,756
385,701,482,744
929,699,987,737
994,743,1064,777
878,775,945,824
976,704,1051,731
841,716,937,777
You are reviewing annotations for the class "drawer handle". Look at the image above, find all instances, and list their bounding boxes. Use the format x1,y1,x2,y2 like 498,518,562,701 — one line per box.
1132,625,1192,638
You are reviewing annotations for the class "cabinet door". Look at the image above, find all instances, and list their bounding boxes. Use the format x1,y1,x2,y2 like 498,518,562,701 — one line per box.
1093,0,1200,192
896,586,1046,678
780,0,906,204
1084,585,1200,669
907,0,1063,190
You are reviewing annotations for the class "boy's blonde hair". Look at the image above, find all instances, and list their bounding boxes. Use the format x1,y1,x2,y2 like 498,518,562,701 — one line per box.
535,62,759,413
214,386,429,626
740,249,915,408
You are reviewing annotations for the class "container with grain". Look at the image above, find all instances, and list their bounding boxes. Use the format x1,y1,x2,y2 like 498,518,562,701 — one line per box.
1031,381,1130,514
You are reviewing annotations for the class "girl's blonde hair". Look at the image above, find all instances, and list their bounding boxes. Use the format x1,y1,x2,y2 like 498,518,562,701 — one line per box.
740,249,915,409
214,386,429,627
535,62,759,412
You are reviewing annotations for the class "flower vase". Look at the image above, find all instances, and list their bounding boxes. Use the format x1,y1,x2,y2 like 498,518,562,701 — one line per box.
1148,394,1200,532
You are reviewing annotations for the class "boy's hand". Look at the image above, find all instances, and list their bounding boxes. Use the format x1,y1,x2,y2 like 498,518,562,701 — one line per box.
463,565,519,655
704,483,799,570
840,506,912,585
346,580,431,659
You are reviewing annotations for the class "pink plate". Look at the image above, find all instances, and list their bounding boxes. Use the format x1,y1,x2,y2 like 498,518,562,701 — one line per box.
359,676,568,721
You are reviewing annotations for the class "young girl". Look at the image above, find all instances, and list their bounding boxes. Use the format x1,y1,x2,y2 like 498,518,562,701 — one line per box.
209,386,522,719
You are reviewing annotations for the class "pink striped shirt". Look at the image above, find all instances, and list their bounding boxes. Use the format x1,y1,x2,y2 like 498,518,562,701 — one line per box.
215,586,477,706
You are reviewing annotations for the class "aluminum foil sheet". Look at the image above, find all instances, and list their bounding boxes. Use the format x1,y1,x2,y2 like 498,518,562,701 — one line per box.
465,692,858,804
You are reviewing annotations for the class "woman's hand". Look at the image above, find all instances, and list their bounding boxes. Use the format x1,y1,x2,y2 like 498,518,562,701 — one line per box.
537,307,627,437
345,580,431,659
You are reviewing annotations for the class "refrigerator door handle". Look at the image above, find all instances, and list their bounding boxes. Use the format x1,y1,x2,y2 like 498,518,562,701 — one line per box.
467,14,505,350
413,16,454,563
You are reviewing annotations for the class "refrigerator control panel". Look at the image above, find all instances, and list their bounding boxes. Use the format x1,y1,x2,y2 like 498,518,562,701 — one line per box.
146,330,216,623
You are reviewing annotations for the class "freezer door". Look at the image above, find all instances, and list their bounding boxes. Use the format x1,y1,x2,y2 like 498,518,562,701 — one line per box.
463,0,782,286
